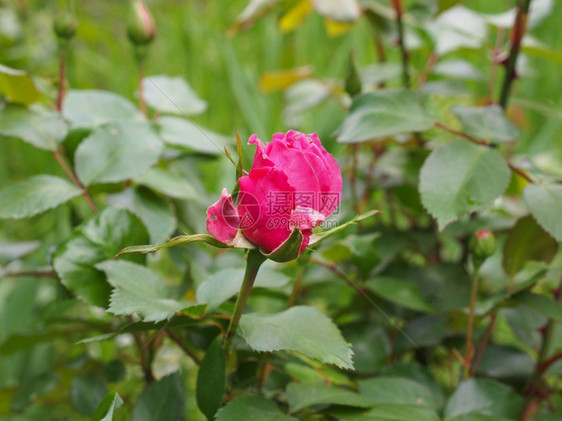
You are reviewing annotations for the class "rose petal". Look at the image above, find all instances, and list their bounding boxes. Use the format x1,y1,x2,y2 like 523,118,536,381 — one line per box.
206,188,240,246
238,167,295,253
248,134,274,170
290,206,325,253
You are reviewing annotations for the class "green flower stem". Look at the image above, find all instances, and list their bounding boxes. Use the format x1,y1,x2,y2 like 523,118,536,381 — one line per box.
464,267,480,379
222,249,267,355
56,44,67,112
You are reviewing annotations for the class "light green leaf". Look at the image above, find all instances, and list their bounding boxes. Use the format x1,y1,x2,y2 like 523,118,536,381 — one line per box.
0,64,40,105
419,140,510,229
330,404,440,421
133,372,185,421
92,392,123,421
437,0,463,14
135,167,200,200
75,121,163,186
359,377,436,408
502,215,558,277
158,116,230,154
0,175,82,219
143,75,207,115
365,277,434,313
0,105,68,150
53,207,148,307
523,183,562,242
433,59,483,80
444,379,523,419
337,89,434,143
310,0,360,22
239,305,354,369
196,337,226,420
286,383,373,413
197,265,291,312
97,260,203,322
216,396,297,421
451,105,520,144
512,291,562,324
108,187,176,243
63,90,141,128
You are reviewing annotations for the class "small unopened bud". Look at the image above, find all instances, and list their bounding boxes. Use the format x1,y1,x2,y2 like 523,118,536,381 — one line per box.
53,9,78,42
127,0,156,46
470,230,496,268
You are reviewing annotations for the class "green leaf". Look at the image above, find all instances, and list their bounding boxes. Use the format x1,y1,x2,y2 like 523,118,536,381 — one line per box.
0,64,40,105
53,207,148,307
108,187,176,243
96,260,203,322
365,276,434,313
197,265,291,312
512,291,562,324
92,392,123,421
132,372,185,421
143,75,207,115
444,379,523,419
502,215,558,277
438,0,463,14
63,90,141,128
358,377,436,408
239,305,354,370
134,167,200,200
286,383,373,413
0,175,82,219
449,416,513,421
330,404,441,421
337,90,434,143
451,105,520,144
70,373,107,417
115,233,228,257
216,396,298,421
419,140,510,229
196,336,226,420
523,183,562,242
75,121,162,186
0,105,68,150
158,116,230,154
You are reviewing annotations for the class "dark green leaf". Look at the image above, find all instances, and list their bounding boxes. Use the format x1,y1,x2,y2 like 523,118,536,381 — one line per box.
438,0,464,14
239,306,354,369
70,373,107,417
0,175,82,219
143,75,207,115
0,64,40,105
358,377,436,408
419,140,510,229
63,90,141,128
75,121,163,186
523,183,562,242
97,260,203,322
0,105,68,150
337,90,434,143
365,276,434,313
11,373,58,411
196,336,226,420
330,404,441,421
512,291,562,324
132,372,185,421
286,383,373,413
502,215,558,276
444,379,523,419
53,207,148,307
451,105,520,143
216,396,298,421
92,392,123,421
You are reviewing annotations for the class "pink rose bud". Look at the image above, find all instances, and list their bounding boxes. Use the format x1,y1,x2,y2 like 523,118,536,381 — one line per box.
127,0,156,46
206,131,342,257
470,230,496,266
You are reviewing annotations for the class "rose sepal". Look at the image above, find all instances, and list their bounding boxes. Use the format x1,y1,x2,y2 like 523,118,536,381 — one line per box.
260,227,304,263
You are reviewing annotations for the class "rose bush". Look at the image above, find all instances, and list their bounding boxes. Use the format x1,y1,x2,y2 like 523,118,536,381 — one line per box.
206,130,342,255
